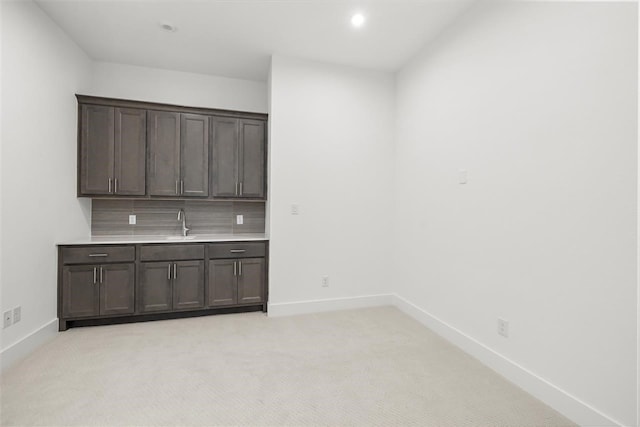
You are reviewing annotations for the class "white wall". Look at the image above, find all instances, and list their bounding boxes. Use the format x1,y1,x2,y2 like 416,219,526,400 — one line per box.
1,0,92,360
394,2,637,425
268,55,395,313
88,62,267,114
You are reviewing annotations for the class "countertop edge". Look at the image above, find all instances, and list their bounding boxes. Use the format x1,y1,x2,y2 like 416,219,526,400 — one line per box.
57,234,269,246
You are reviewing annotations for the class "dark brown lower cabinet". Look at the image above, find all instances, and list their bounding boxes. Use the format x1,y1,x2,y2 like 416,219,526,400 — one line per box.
208,257,264,307
138,260,204,313
59,241,267,331
62,265,99,318
138,262,172,313
237,258,265,304
174,261,205,310
62,263,134,319
100,263,136,315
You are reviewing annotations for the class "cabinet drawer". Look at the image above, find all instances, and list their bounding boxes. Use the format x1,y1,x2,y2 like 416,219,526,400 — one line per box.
61,246,135,265
140,244,204,261
208,242,266,259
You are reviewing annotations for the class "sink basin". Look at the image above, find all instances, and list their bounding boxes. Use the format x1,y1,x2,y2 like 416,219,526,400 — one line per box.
166,236,198,240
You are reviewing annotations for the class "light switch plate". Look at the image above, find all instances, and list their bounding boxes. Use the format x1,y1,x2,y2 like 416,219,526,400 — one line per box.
129,215,137,225
458,169,468,184
236,215,244,225
291,204,299,215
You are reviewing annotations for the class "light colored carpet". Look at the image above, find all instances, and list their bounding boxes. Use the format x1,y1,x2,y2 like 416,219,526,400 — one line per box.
1,307,575,427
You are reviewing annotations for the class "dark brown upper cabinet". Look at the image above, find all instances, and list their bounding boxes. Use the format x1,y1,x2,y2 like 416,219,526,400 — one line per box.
211,118,265,199
239,120,266,199
181,114,209,197
77,95,266,200
79,105,146,196
147,110,180,197
148,111,209,197
211,117,239,198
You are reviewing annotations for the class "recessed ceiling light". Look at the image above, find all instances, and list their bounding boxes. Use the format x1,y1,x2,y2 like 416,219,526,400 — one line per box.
159,22,177,32
351,13,366,28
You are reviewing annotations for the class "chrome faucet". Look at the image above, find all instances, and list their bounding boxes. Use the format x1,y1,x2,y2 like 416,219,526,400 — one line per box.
177,209,190,237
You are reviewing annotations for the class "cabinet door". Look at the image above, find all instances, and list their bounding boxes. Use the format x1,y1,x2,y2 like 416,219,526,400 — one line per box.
173,260,205,310
208,259,237,307
237,258,265,304
100,263,135,316
148,111,181,196
211,118,239,197
138,262,173,313
62,265,100,318
114,108,146,196
181,114,209,197
238,119,265,199
79,105,114,195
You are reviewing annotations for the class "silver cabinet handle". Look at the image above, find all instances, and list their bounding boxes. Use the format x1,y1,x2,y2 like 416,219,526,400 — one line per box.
180,180,184,195
173,263,177,279
230,249,246,253
235,182,238,196
238,261,242,276
233,261,237,276
93,267,97,284
114,178,118,194
167,264,172,280
89,253,108,257
108,178,113,193
239,182,243,196
175,180,179,195
100,267,103,283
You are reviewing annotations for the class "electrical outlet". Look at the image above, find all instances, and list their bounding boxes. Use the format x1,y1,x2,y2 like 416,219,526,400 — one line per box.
497,318,509,338
129,215,136,225
236,214,244,225
13,306,21,324
322,276,329,287
3,310,12,329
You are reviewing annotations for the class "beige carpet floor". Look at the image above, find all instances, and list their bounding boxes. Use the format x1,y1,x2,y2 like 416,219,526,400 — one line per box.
1,307,575,427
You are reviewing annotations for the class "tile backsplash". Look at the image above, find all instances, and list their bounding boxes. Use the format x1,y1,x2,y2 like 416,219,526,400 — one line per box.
92,200,265,236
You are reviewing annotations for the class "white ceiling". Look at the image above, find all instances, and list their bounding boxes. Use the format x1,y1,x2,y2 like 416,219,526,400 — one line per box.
36,0,475,82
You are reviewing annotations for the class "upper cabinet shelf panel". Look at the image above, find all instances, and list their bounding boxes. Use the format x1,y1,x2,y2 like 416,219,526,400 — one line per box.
76,95,267,200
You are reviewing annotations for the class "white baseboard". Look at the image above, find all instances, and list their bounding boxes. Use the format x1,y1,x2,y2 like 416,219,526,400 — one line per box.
1,319,58,373
392,295,622,427
268,294,394,317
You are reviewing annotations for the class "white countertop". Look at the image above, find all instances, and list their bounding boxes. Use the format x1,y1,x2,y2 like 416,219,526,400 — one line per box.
57,233,268,245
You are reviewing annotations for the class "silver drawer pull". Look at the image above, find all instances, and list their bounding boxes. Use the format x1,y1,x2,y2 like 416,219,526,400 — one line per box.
89,253,108,257
230,249,246,253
